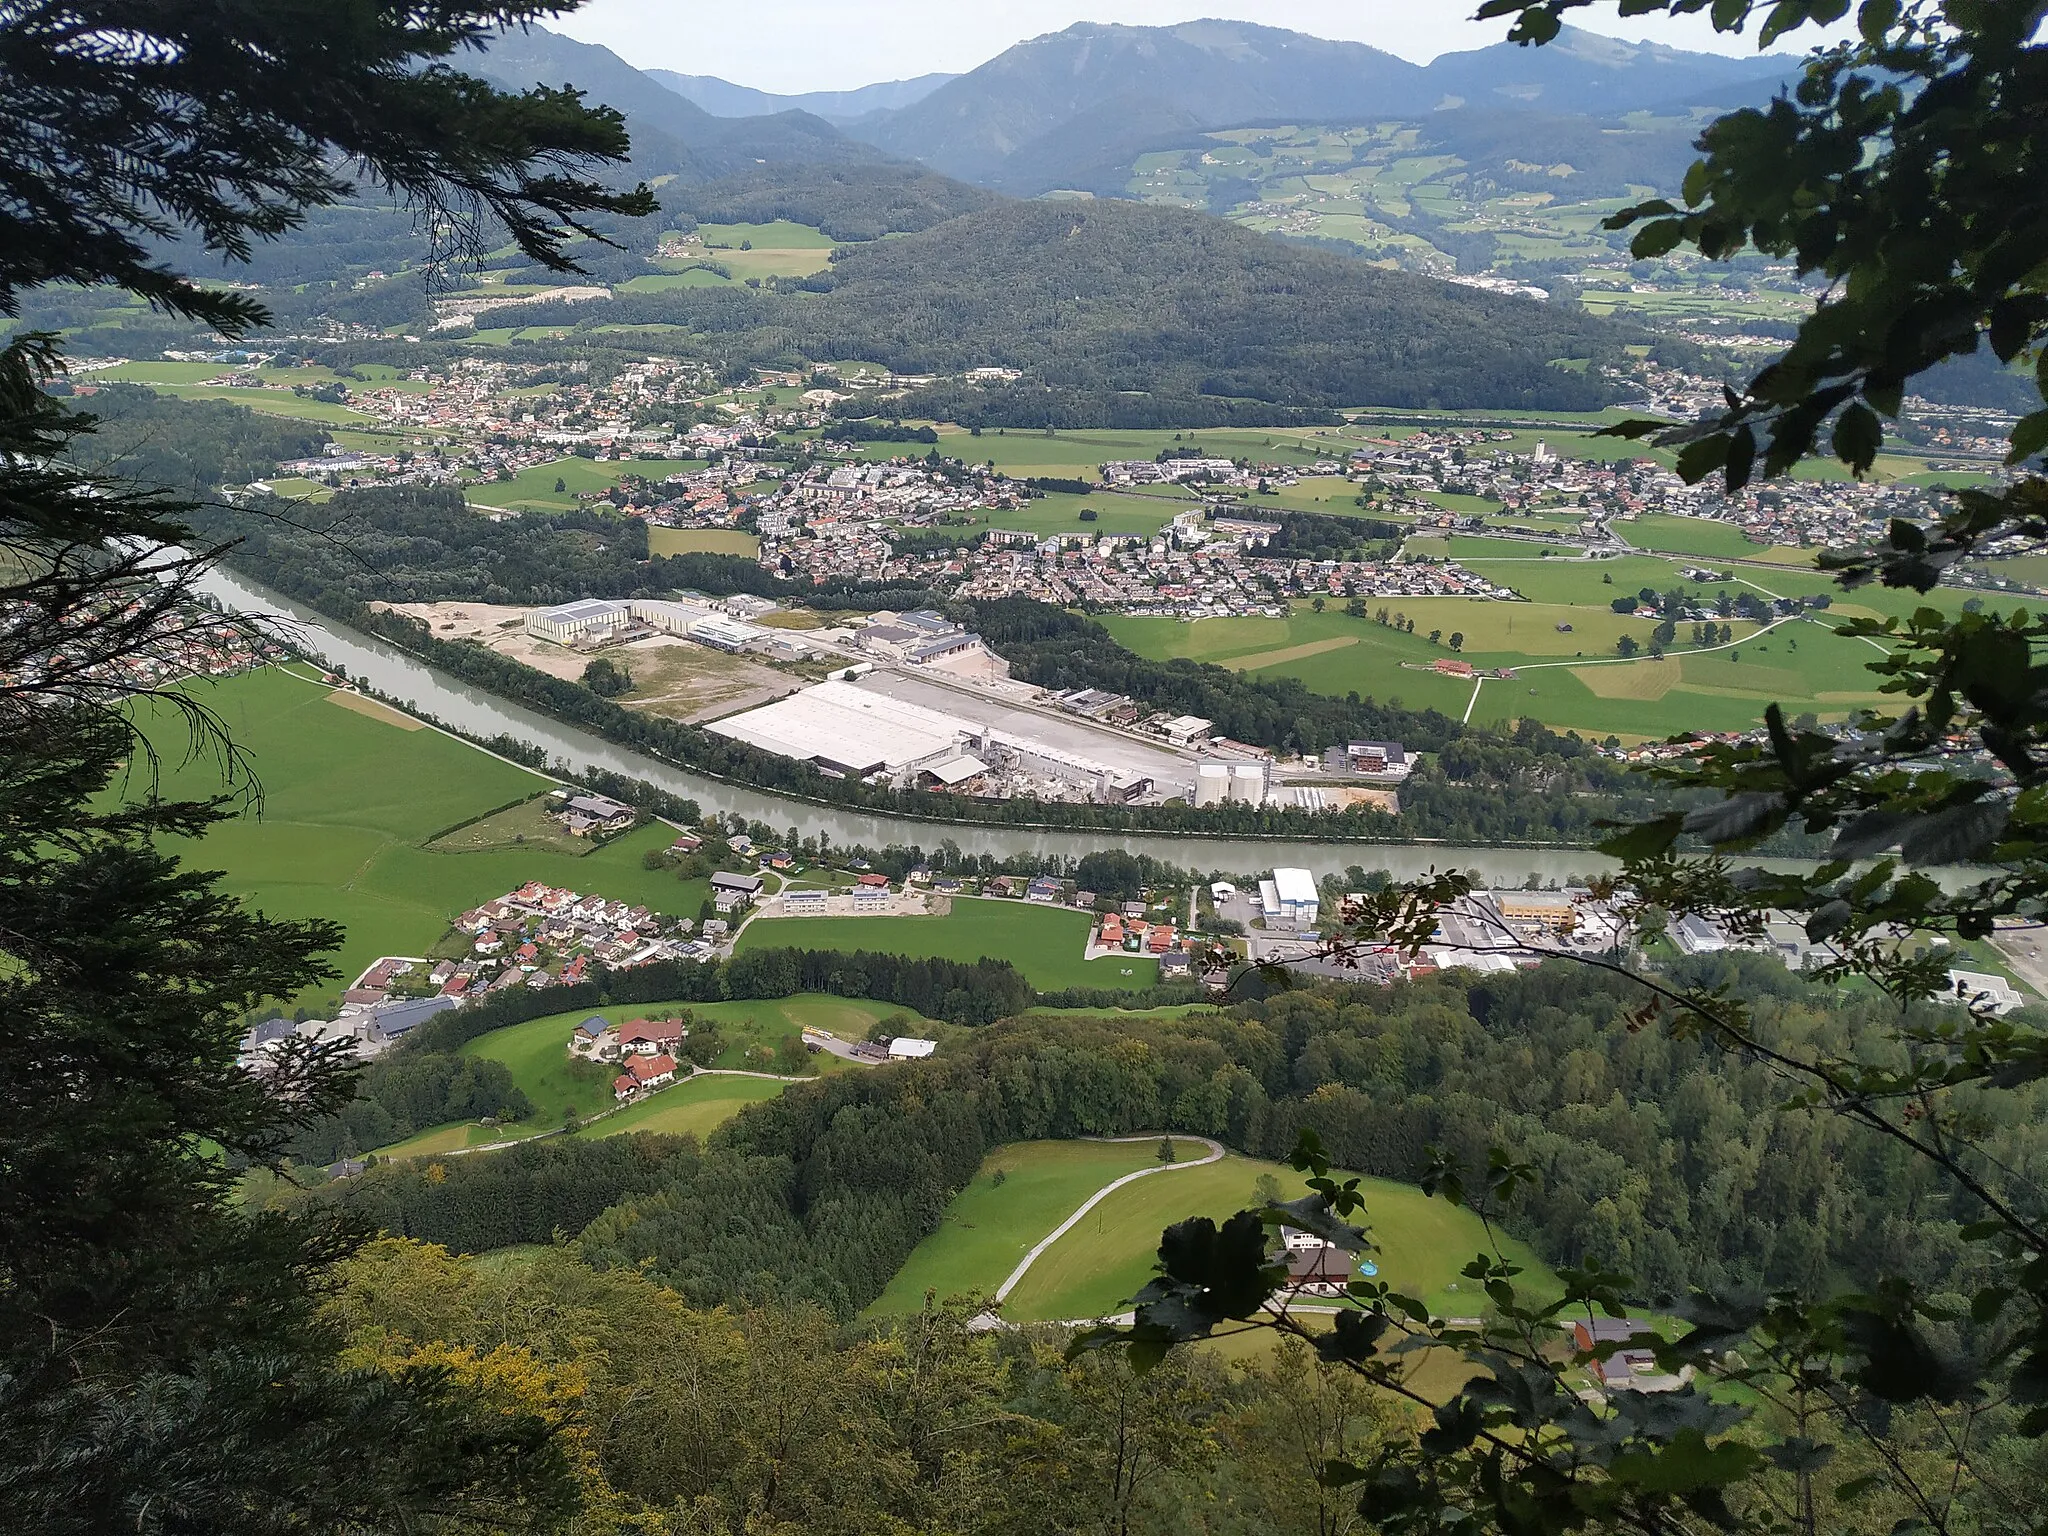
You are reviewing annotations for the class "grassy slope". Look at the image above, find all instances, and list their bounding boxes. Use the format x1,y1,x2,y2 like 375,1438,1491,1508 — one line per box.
736,900,1157,991
128,668,696,1001
1000,1154,1557,1324
868,1139,1209,1314
375,994,925,1156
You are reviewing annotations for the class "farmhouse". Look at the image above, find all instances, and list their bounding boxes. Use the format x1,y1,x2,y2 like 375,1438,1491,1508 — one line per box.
887,1037,938,1060
611,1053,678,1100
553,791,634,836
619,1018,686,1055
1573,1318,1683,1392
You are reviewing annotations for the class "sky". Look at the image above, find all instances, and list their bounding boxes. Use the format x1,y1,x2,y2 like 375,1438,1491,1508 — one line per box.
551,1,1805,94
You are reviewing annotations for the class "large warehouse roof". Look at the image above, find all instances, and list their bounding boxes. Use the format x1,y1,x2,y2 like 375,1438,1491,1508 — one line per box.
706,679,964,775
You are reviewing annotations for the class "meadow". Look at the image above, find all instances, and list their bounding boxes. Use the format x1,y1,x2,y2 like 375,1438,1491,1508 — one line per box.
127,667,697,1004
736,900,1156,991
1106,529,1974,738
871,1144,1558,1325
374,993,928,1156
868,1139,1212,1315
647,527,760,557
469,455,704,514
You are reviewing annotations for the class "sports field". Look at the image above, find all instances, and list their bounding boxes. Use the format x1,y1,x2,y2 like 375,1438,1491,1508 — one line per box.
868,1139,1213,1314
997,1153,1558,1324
125,667,698,1003
647,527,760,557
737,900,1156,990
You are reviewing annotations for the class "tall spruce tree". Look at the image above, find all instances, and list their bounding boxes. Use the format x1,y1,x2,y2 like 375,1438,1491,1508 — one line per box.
0,4,652,1529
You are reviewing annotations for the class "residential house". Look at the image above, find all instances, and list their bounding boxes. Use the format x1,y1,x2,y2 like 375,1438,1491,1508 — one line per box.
1572,1318,1683,1392
569,1016,619,1060
611,1052,678,1100
1025,877,1062,903
710,871,764,913
783,888,829,915
619,1018,685,1056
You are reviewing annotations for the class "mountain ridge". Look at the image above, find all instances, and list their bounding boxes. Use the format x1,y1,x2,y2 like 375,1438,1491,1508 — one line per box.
648,70,957,124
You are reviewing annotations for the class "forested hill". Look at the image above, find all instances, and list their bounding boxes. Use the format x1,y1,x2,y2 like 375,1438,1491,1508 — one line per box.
493,198,1661,413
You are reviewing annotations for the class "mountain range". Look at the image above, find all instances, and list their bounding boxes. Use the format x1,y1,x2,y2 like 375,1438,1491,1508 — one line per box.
646,20,1796,189
647,70,956,124
481,18,1795,194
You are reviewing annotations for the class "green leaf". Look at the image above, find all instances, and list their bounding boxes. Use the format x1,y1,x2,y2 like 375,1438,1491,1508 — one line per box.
1597,814,1684,861
1681,792,1788,845
1857,0,1899,43
2009,410,2048,466
1610,1430,1763,1494
1419,1395,1486,1455
1632,218,1688,259
1833,402,1883,472
1676,433,1731,484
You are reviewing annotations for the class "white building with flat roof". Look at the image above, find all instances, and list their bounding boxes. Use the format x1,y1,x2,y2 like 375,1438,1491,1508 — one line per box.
1260,867,1320,930
526,599,629,645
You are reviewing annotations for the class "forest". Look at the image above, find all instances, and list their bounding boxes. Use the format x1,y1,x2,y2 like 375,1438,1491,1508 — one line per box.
320,1236,1401,1536
481,199,1665,413
296,958,2038,1324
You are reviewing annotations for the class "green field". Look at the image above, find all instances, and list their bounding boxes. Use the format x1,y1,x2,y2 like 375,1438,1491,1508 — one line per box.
737,900,1155,990
697,220,838,250
471,456,703,513
126,668,699,1004
868,1139,1212,1314
647,527,760,557
999,1153,1558,1324
142,384,375,425
375,993,927,1156
585,1074,789,1140
934,424,1361,483
1106,555,1940,737
1618,514,1785,560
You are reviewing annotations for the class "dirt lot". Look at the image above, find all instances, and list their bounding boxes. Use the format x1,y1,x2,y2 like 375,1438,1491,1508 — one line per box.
375,600,805,719
377,601,593,680
612,635,804,723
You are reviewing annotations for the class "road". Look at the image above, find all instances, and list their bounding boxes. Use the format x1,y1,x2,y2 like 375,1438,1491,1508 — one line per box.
990,1134,1225,1305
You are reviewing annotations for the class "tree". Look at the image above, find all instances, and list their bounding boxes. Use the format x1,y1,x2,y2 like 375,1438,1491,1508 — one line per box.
1614,634,1638,657
1447,632,1464,652
554,475,568,493
582,656,632,697
0,2,651,1525
1157,1136,1177,1164
1312,596,1326,612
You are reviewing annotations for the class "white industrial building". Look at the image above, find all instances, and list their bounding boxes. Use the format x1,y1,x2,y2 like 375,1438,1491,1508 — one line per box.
707,678,1151,799
708,679,967,779
526,598,629,644
1195,760,1269,807
625,598,767,652
1259,868,1321,930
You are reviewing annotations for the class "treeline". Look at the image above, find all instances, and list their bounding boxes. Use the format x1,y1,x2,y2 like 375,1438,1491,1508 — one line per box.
962,597,1463,753
304,959,2039,1321
666,162,996,242
874,382,1344,431
285,1050,530,1166
188,485,931,611
71,384,329,494
1250,508,1407,559
819,419,939,444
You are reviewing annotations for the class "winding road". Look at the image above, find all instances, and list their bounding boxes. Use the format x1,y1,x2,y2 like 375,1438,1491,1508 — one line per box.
991,1134,1226,1304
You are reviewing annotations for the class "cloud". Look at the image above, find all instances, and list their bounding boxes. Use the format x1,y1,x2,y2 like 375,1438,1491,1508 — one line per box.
549,0,1796,94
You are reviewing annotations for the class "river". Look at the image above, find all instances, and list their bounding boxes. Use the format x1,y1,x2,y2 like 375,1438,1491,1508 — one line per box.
197,564,1628,885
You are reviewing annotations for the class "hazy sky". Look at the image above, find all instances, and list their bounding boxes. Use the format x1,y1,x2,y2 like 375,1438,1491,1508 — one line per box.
551,2,1801,93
